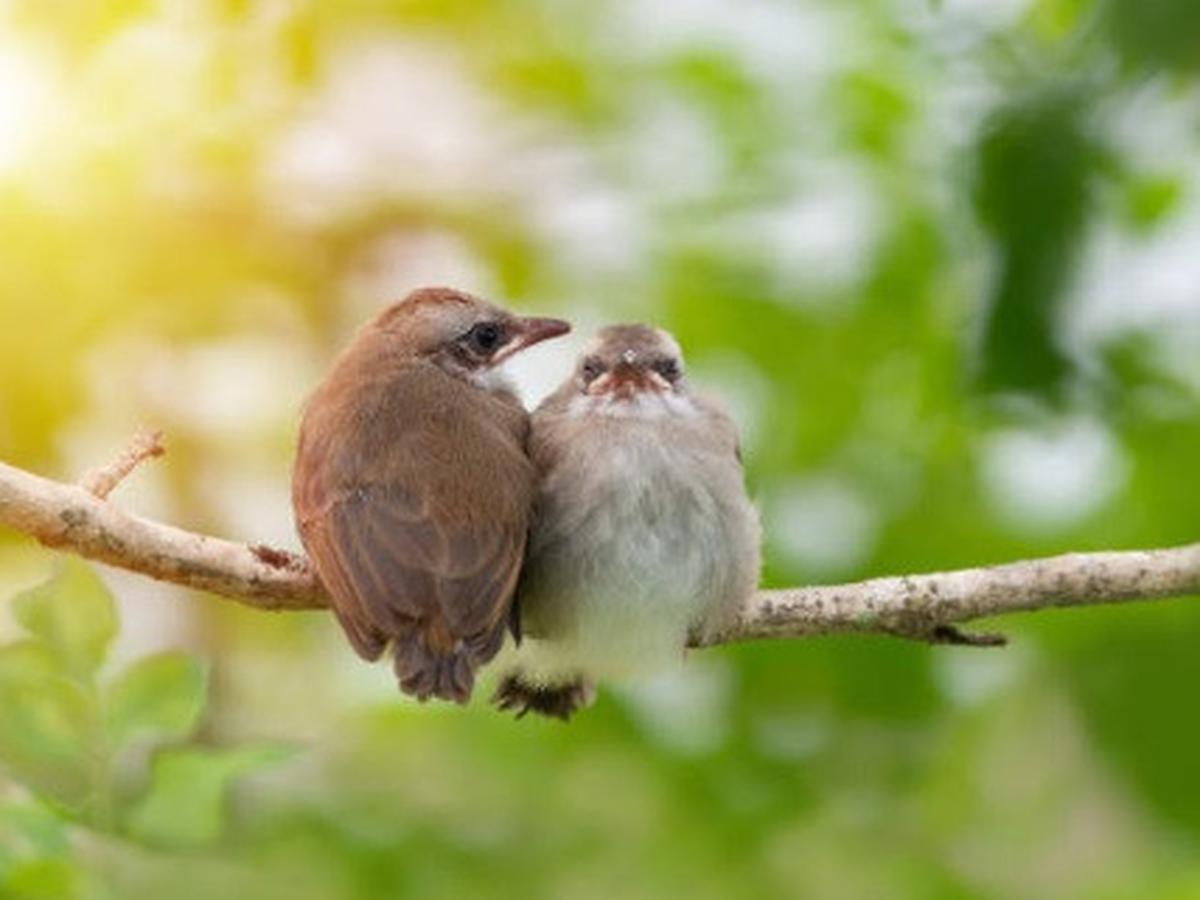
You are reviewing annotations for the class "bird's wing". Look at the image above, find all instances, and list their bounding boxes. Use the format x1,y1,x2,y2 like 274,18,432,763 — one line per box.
693,393,745,465
293,360,533,674
303,478,526,661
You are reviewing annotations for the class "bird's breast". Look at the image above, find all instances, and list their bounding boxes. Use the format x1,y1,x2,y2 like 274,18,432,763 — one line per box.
520,419,750,677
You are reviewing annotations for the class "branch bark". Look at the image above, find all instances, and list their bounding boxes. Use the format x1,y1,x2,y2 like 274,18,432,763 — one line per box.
1,444,1198,644
0,457,321,611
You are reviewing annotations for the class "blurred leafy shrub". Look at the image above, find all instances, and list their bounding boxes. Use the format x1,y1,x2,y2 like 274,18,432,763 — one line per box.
0,561,289,898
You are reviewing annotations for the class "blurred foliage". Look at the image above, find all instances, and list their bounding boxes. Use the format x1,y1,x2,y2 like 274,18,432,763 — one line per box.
0,0,1197,897
1103,0,1200,73
973,84,1102,397
0,562,286,897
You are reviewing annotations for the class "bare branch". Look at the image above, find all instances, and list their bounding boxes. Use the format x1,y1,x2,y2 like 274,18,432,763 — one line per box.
694,544,1200,647
0,459,322,611
79,428,166,499
1,449,1198,641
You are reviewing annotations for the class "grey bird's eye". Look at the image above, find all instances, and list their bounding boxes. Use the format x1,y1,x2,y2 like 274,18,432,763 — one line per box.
652,358,682,381
466,322,504,355
581,357,606,382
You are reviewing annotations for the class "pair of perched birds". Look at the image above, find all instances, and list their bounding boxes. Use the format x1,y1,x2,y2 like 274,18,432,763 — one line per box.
292,287,761,719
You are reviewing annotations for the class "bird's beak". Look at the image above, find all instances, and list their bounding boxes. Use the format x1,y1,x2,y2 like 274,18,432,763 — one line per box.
493,316,571,364
588,361,669,399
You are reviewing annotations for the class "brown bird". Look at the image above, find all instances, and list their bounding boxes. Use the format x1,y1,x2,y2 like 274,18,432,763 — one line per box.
292,287,570,703
493,324,761,719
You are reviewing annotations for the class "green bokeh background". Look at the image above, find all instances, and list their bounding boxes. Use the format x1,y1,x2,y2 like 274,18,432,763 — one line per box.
0,1,1199,897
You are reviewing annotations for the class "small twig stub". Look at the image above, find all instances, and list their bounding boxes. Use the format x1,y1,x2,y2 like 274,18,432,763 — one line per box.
79,428,166,500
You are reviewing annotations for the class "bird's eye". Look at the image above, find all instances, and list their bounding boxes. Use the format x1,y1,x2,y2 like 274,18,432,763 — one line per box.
466,322,504,355
652,358,682,381
581,357,606,382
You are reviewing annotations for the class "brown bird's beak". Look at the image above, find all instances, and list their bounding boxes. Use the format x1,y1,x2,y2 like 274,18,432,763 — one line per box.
493,316,571,364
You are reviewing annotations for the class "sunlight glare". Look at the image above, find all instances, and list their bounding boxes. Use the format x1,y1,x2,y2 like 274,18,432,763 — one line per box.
0,37,51,175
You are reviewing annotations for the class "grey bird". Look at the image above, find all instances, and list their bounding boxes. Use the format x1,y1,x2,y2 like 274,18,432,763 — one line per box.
493,324,761,719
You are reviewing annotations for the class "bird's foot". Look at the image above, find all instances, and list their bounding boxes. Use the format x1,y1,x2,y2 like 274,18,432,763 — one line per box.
492,674,595,721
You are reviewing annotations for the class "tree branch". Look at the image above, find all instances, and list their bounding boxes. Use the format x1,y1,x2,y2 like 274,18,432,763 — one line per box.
696,544,1200,647
1,442,1198,643
0,456,321,612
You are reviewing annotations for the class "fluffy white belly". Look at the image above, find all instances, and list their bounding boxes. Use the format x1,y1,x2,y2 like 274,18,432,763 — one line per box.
517,434,740,681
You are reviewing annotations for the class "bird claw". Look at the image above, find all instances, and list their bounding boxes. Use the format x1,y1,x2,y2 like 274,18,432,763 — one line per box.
492,674,595,720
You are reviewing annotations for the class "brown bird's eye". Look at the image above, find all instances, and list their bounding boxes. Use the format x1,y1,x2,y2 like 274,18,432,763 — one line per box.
466,322,504,355
581,357,605,382
652,358,682,381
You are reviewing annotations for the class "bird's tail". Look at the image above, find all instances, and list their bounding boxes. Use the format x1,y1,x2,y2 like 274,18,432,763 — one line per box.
392,621,507,704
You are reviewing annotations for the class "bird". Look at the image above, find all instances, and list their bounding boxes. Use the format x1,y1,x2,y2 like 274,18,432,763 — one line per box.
291,287,570,704
493,324,761,719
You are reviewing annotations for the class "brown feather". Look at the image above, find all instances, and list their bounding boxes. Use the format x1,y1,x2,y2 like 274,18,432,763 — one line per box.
293,305,537,704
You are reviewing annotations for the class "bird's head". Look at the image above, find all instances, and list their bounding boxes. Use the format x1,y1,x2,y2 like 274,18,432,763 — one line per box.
573,324,688,407
375,287,570,387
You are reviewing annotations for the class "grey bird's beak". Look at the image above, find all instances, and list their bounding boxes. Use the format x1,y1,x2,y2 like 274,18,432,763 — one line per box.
589,360,669,400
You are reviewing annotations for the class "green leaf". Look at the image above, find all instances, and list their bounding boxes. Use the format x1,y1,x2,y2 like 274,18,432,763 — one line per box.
12,560,117,679
105,653,207,749
0,645,94,810
1123,173,1184,232
127,744,292,848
